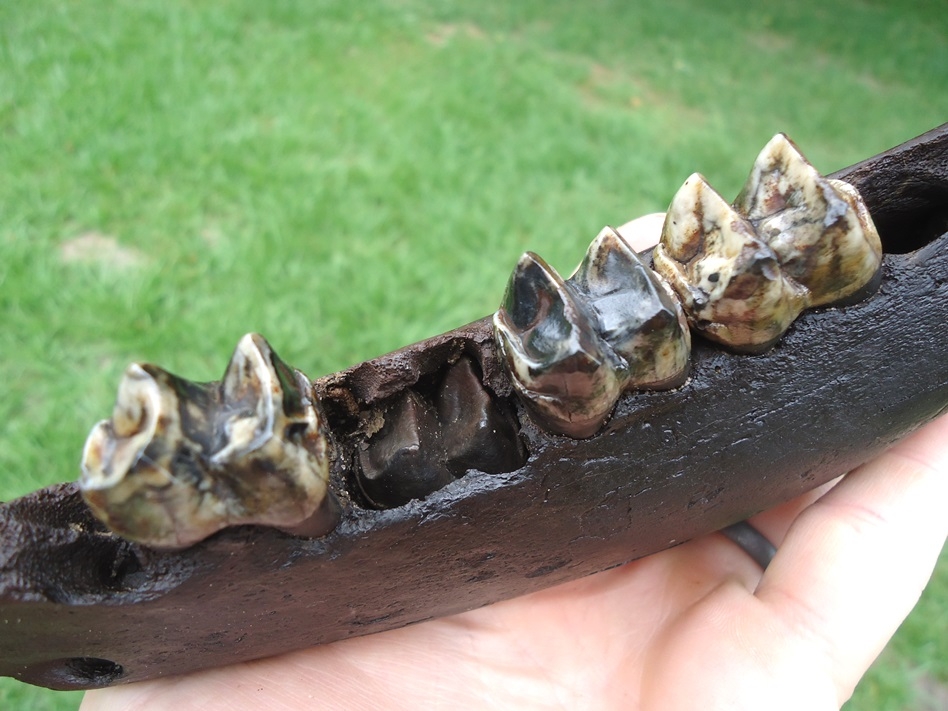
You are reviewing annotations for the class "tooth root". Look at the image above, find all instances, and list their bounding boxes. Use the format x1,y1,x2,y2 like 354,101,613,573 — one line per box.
653,173,810,353
437,356,527,475
79,333,337,549
735,133,883,306
569,227,691,389
494,252,623,438
357,390,455,508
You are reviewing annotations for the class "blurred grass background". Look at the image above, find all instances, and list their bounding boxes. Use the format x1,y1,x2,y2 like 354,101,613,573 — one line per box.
0,1,945,708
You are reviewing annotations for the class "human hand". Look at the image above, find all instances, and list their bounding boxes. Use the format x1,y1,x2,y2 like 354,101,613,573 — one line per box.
81,215,948,711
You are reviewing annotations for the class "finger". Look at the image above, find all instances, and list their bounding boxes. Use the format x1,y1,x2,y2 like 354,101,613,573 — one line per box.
616,212,665,252
755,412,948,702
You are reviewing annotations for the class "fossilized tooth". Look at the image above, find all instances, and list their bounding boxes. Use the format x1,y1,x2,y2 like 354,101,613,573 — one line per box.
493,251,625,438
735,133,883,306
357,390,455,508
437,356,527,476
653,173,810,353
568,226,691,389
80,333,338,549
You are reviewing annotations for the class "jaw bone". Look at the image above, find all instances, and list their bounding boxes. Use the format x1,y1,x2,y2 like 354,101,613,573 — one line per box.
80,333,338,549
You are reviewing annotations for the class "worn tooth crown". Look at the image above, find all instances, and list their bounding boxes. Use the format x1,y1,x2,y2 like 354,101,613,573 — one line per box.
735,133,882,306
654,173,809,352
79,333,337,549
493,252,623,439
569,226,690,388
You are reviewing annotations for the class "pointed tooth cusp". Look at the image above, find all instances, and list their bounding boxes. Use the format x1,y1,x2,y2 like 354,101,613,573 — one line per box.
653,173,809,353
494,252,623,438
735,133,882,306
569,227,691,388
79,334,337,549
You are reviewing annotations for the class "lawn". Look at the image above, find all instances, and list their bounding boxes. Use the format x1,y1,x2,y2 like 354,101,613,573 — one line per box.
1,1,946,708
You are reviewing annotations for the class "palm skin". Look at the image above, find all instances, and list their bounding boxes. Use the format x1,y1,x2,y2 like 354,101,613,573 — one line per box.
82,218,948,710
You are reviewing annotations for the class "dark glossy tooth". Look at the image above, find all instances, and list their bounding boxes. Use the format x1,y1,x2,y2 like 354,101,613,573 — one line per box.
569,226,691,388
735,133,882,306
653,173,810,353
437,356,527,475
493,252,623,438
80,333,338,549
357,390,455,508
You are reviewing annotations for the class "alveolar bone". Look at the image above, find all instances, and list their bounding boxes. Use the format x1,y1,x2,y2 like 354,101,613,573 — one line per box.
80,333,339,549
653,173,810,353
735,133,882,306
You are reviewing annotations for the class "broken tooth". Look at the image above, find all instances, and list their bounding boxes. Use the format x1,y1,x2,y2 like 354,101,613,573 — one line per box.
356,390,455,509
735,133,882,306
494,251,623,438
79,333,337,549
437,356,527,476
569,226,691,389
653,173,810,353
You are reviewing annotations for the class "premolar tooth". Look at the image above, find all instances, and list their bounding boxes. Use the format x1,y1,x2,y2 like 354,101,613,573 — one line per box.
494,252,623,438
653,173,809,353
735,133,882,306
569,226,690,388
80,333,338,549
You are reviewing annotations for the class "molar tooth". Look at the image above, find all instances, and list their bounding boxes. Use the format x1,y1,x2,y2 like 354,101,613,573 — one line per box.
569,226,691,389
735,133,882,306
653,173,809,353
494,252,623,438
79,333,338,549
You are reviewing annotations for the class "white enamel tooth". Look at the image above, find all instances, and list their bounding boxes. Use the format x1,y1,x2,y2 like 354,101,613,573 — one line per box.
653,173,810,353
735,133,883,306
79,333,337,549
493,251,623,439
569,226,690,388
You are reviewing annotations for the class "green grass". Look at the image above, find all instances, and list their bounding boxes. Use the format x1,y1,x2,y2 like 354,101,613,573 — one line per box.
1,1,946,708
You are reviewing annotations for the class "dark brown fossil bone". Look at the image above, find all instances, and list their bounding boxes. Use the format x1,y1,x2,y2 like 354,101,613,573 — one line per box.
0,124,946,691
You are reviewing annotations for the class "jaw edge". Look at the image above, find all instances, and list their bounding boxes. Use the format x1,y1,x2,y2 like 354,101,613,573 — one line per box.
0,123,946,690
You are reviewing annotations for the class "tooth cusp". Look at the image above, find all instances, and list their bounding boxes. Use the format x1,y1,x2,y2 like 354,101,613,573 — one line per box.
569,227,691,387
655,135,881,353
654,174,809,353
736,133,882,307
79,333,337,549
494,251,624,438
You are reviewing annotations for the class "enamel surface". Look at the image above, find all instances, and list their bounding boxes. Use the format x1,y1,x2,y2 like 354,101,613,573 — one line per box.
735,134,882,306
493,252,624,438
569,226,691,387
495,232,692,438
654,174,810,352
80,333,335,549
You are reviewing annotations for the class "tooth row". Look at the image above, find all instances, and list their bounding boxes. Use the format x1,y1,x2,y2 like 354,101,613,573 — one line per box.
80,334,339,549
495,134,881,437
655,133,882,352
493,227,691,438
